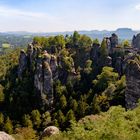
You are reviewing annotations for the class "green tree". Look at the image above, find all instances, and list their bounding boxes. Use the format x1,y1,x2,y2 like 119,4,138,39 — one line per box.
78,95,89,117
123,40,131,48
91,94,101,114
84,59,92,74
41,111,51,129
22,114,33,128
59,95,67,110
31,110,41,129
0,84,4,103
79,35,93,48
4,117,13,134
73,31,80,47
93,38,100,45
56,110,65,127
93,67,119,92
70,99,78,112
100,38,108,58
54,35,65,50
66,109,76,123
0,113,4,129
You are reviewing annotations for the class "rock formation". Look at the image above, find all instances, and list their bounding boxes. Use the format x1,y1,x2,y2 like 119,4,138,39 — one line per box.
42,61,53,106
132,34,140,49
18,50,27,79
115,57,123,75
125,55,140,109
18,33,140,110
110,33,119,48
90,43,100,66
18,45,58,108
0,132,15,140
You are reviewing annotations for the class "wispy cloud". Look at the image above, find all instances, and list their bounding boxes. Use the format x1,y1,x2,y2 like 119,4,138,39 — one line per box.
0,6,53,19
135,4,140,10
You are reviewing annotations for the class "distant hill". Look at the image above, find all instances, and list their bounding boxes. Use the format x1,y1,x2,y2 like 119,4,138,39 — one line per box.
0,28,139,45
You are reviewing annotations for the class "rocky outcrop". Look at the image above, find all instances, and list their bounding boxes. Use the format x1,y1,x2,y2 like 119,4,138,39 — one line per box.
105,37,111,52
104,56,112,67
90,43,100,66
115,57,123,75
110,33,119,48
50,55,58,80
42,61,53,106
0,132,15,140
34,51,58,108
18,45,58,108
132,34,140,49
125,56,140,109
18,50,27,79
40,126,59,140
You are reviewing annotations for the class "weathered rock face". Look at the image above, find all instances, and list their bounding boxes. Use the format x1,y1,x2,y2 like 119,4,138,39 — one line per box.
18,50,27,79
115,57,123,75
104,56,112,67
125,57,140,109
0,132,15,140
105,37,111,52
19,45,59,108
110,33,119,48
90,43,100,65
132,34,140,49
34,52,58,108
90,42,112,71
50,55,58,80
42,61,53,106
34,58,43,94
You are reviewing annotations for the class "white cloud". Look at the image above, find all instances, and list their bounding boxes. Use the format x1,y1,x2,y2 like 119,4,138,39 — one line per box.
0,5,65,32
135,4,140,10
0,6,53,19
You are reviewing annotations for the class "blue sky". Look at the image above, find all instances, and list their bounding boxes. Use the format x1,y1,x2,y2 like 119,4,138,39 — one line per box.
0,0,140,32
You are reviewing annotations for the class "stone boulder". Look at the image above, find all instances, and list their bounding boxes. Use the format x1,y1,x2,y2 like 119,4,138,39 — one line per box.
0,132,15,140
40,126,59,140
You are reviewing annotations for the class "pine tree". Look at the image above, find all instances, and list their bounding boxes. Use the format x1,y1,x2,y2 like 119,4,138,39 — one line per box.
70,99,78,113
66,110,76,122
60,94,67,110
0,113,4,129
56,110,65,128
66,110,76,127
41,111,51,129
4,117,13,134
91,95,101,114
100,38,108,58
77,95,89,118
22,114,33,128
31,110,41,129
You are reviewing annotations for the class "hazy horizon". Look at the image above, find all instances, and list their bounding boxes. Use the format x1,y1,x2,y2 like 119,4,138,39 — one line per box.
0,28,139,34
1,0,140,32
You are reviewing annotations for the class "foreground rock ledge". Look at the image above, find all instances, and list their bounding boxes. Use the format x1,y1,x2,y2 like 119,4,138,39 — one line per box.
0,132,15,140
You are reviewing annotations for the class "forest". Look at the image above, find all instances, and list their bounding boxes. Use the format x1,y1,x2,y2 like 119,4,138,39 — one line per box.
0,31,140,139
